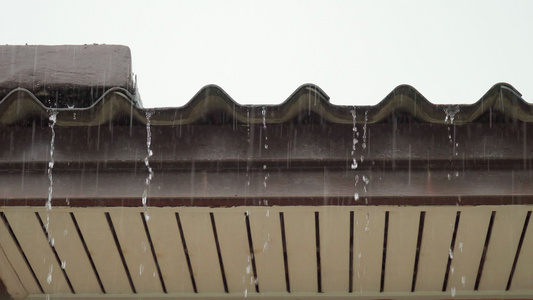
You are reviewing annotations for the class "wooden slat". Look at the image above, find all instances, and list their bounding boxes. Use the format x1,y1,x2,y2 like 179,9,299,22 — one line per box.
212,209,256,294
283,210,317,293
478,207,528,291
320,207,350,292
40,210,100,293
447,208,492,291
74,210,131,294
0,232,28,298
352,208,385,293
4,211,70,294
383,209,420,292
177,210,225,293
0,212,41,296
415,208,457,291
248,207,286,293
144,209,193,293
510,211,533,291
108,210,163,293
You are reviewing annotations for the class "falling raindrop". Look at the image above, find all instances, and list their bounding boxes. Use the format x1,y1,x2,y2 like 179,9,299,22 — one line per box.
451,286,456,297
61,261,66,269
139,264,144,275
449,248,454,259
47,265,53,284
461,275,466,287
141,242,147,253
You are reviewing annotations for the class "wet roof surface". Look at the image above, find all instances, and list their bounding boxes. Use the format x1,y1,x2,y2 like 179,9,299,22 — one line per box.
0,82,532,127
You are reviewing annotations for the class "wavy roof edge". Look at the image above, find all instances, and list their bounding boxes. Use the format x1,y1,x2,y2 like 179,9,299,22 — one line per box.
0,82,532,126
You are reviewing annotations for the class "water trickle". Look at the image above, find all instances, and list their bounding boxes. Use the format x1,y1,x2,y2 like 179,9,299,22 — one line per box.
362,110,368,149
444,106,460,124
262,106,268,149
142,111,154,221
246,109,251,144
46,111,57,212
365,213,370,232
351,108,360,201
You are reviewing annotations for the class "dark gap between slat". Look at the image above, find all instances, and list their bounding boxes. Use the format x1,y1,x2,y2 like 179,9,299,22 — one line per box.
315,211,322,293
175,212,197,293
244,212,260,293
411,211,426,292
380,211,389,293
209,212,229,293
140,212,167,293
35,212,75,294
279,212,291,293
442,211,461,292
70,212,105,293
348,211,354,293
474,211,496,290
105,212,136,293
506,211,531,291
0,212,44,294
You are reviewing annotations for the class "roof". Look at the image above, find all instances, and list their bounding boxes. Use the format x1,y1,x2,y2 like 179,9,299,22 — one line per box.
0,45,140,109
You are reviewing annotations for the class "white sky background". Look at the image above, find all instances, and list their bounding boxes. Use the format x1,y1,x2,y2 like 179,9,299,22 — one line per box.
2,0,532,107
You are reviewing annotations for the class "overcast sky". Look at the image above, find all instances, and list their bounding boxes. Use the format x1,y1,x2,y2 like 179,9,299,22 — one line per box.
3,0,532,107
